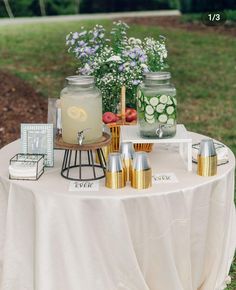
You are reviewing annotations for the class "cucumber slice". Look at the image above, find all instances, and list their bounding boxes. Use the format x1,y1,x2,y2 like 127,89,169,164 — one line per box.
158,114,168,123
149,97,159,107
145,113,155,120
144,97,149,104
145,105,154,115
166,106,174,115
167,96,173,105
160,95,168,104
173,97,177,106
137,90,142,99
167,118,175,125
156,103,165,113
146,117,155,124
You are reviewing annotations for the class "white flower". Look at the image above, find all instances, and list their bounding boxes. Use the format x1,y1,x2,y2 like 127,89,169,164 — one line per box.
73,32,79,39
128,37,142,45
84,63,91,70
141,63,148,69
106,55,122,62
225,276,231,285
79,31,87,37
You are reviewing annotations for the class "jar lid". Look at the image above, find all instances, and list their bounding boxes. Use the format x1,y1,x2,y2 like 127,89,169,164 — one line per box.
144,72,171,80
66,75,95,85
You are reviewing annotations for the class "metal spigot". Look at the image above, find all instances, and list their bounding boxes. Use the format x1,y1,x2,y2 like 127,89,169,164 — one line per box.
77,128,91,145
156,124,164,138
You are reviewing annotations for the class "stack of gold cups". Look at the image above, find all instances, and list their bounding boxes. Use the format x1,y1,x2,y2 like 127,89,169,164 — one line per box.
197,139,217,176
119,142,135,182
105,153,126,189
131,151,152,189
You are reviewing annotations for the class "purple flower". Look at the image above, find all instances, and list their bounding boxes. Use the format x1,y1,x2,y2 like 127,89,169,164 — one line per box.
118,65,124,72
84,47,94,55
129,52,136,59
139,55,147,63
78,40,86,47
130,61,136,67
133,47,142,55
132,80,140,85
78,52,87,58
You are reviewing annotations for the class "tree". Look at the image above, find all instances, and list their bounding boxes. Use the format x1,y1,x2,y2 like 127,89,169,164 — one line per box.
2,0,14,18
39,0,46,16
75,0,80,13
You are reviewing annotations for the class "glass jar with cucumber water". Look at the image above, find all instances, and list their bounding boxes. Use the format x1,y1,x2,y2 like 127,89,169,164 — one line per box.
137,72,177,138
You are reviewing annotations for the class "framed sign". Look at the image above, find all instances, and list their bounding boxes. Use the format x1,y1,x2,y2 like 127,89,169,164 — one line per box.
21,124,54,167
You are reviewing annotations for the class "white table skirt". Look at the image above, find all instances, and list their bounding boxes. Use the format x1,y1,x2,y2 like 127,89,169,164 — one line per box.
0,132,235,290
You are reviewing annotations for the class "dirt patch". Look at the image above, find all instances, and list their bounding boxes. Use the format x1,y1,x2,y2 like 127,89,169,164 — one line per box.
120,16,236,37
0,71,47,148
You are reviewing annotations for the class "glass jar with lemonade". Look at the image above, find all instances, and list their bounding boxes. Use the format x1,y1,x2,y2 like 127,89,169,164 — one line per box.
60,76,103,144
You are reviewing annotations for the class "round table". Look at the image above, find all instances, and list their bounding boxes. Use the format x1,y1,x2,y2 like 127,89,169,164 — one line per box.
0,132,235,290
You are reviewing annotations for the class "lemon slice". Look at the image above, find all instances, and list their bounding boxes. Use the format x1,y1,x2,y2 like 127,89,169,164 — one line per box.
78,108,87,122
67,106,87,121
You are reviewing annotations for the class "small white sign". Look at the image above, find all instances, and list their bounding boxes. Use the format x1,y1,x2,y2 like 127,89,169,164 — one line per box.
152,173,179,184
69,180,99,191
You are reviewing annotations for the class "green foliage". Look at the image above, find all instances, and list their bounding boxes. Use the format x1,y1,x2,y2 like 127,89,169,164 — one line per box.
181,10,236,23
226,9,236,21
46,0,77,15
179,0,236,13
80,0,178,13
0,0,78,17
0,0,179,18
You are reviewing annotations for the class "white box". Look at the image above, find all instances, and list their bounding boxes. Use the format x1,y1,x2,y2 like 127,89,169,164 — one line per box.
120,124,192,171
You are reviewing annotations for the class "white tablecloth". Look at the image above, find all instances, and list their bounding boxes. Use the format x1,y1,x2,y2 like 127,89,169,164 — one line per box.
0,132,235,290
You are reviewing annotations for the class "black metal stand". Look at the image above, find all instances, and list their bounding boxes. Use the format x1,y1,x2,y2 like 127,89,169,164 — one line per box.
61,148,106,181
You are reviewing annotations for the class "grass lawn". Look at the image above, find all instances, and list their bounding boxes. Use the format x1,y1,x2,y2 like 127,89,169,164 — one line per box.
0,19,235,289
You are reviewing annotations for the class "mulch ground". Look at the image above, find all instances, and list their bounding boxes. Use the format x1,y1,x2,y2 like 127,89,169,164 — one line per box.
0,71,47,148
0,16,235,148
120,16,236,37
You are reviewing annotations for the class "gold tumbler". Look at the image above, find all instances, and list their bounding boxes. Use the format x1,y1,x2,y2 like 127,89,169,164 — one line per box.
131,151,152,189
197,139,217,177
105,153,126,189
131,168,152,189
119,142,135,182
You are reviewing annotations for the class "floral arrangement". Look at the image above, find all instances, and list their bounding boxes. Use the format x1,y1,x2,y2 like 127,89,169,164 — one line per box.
66,21,168,113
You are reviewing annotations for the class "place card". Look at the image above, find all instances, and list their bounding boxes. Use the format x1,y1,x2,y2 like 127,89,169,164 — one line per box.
152,173,179,184
69,180,100,192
